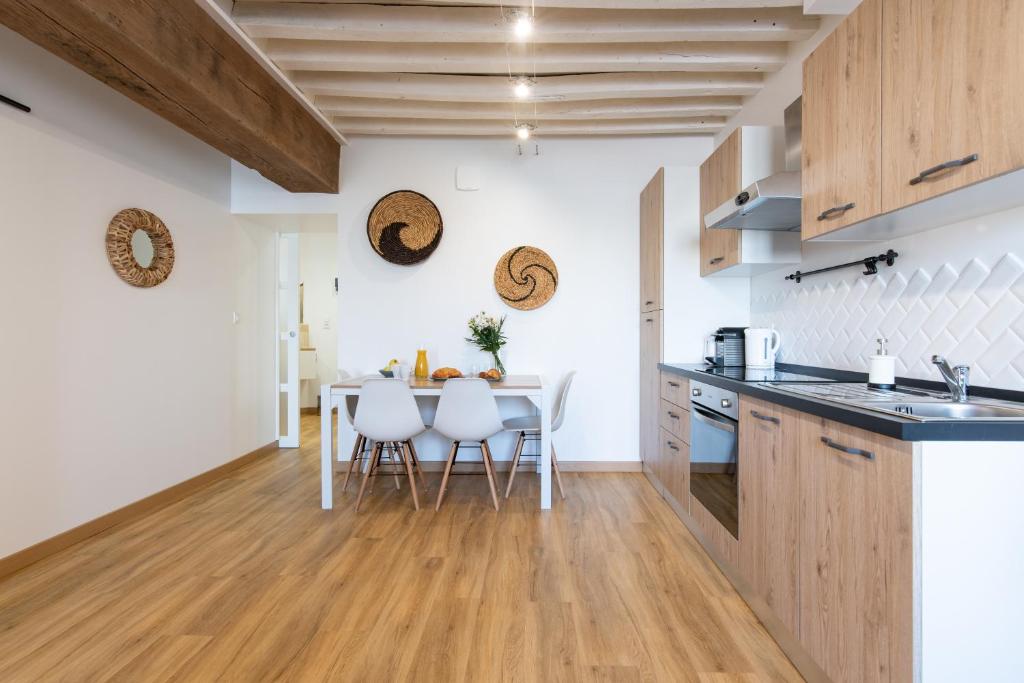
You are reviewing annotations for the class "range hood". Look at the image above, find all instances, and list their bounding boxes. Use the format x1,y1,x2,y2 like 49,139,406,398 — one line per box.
706,98,802,232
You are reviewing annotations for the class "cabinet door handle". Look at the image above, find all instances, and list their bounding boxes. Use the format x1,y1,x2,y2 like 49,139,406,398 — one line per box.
709,256,724,265
909,153,979,185
644,317,653,322
820,436,874,461
667,411,680,419
644,300,654,305
666,441,679,451
667,381,680,387
816,202,856,221
750,410,780,425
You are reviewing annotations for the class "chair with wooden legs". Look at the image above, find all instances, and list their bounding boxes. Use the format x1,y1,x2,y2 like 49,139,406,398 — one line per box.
352,379,428,512
432,379,505,511
504,371,574,499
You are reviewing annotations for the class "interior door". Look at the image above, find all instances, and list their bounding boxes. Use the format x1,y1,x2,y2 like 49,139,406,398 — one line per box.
277,232,300,448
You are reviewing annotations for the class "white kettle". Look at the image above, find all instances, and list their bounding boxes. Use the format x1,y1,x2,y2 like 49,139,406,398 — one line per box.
745,327,781,368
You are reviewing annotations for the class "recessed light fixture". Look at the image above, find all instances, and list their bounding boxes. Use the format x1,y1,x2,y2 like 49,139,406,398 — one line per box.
512,77,533,99
511,11,534,39
515,123,534,140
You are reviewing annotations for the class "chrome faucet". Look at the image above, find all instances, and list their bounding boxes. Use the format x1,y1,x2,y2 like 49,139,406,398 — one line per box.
931,355,970,402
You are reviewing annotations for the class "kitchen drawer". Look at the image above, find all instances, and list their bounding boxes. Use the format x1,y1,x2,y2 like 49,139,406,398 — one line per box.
659,399,689,443
659,428,690,511
660,372,689,409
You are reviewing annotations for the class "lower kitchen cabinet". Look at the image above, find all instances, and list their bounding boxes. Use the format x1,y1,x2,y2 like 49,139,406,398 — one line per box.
658,427,689,509
797,415,913,683
738,397,800,635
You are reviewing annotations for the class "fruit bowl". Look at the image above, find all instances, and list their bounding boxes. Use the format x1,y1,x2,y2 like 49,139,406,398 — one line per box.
379,369,394,378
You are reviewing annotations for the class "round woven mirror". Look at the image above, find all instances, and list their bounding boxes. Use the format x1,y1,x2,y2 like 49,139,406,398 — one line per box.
106,208,175,287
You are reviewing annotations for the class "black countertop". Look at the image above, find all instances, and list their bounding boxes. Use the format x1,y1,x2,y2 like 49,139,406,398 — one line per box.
659,362,1024,442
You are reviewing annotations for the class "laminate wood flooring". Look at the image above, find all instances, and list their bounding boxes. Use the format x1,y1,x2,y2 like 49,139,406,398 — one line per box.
0,415,802,682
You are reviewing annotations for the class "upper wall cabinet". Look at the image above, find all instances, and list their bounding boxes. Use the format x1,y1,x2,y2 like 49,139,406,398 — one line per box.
700,130,742,276
700,128,801,276
882,0,1024,211
804,0,1024,242
801,0,881,239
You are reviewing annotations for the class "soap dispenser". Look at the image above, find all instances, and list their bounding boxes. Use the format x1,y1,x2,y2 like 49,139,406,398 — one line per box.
868,337,896,389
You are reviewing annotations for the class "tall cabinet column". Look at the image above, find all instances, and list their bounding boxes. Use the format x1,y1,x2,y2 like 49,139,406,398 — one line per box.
639,169,664,465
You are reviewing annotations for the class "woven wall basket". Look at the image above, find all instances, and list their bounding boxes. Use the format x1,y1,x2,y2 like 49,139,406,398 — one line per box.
494,246,558,310
366,190,443,265
105,208,175,288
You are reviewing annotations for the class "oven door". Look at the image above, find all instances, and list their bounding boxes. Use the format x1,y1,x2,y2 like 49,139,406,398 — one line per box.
689,404,739,539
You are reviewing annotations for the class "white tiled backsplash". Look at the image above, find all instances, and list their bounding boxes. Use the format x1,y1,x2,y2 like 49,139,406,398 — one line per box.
749,208,1024,391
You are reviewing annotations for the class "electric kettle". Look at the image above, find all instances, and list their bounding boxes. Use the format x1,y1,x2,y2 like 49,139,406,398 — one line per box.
744,328,781,368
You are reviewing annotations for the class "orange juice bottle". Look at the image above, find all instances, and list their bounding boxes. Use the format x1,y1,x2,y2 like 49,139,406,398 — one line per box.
414,347,429,379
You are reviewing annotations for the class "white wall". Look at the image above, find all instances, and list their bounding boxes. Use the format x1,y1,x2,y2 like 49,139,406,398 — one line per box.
233,135,732,462
0,30,276,559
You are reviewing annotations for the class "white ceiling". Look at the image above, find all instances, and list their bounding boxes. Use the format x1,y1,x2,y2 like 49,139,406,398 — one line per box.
232,1,819,138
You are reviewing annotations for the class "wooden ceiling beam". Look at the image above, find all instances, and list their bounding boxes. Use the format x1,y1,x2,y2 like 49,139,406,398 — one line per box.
238,1,802,9
234,4,817,44
269,39,788,74
293,71,763,102
0,0,340,193
314,95,742,120
333,116,723,136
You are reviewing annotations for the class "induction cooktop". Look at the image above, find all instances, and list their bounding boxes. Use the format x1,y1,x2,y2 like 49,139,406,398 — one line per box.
697,366,854,383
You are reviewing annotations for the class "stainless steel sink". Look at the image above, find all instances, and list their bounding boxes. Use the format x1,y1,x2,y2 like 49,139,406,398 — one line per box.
866,401,1024,420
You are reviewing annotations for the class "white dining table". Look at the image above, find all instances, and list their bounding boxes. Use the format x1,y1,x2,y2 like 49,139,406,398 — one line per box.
320,374,552,510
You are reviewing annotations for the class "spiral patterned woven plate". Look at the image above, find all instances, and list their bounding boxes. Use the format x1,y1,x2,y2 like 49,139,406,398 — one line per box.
105,208,175,288
366,190,443,265
494,246,558,310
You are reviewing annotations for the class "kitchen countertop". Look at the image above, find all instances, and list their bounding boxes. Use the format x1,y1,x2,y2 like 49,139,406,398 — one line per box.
659,362,1024,442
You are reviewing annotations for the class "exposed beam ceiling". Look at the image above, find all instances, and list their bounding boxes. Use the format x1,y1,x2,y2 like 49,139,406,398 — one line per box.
1,0,340,191
315,96,743,120
234,4,817,43
293,72,764,102
268,40,789,74
231,1,818,137
333,117,723,136
239,1,803,8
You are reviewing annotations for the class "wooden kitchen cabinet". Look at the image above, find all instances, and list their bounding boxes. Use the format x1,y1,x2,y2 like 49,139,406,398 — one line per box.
801,0,881,239
658,399,688,443
882,0,1024,213
659,372,689,411
639,169,664,313
797,415,913,683
659,428,689,510
639,310,663,465
737,396,800,635
699,129,742,276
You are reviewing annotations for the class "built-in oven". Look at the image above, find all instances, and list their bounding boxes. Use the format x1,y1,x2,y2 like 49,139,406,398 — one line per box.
689,380,739,539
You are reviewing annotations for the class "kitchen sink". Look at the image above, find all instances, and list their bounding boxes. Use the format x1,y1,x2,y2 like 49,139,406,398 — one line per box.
865,401,1024,420
764,382,1024,421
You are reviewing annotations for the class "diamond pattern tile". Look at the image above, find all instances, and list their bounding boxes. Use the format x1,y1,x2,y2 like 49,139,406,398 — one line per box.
751,253,1024,390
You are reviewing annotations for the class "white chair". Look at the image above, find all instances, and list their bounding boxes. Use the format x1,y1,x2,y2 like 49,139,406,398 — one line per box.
504,371,574,499
352,379,428,512
337,371,374,492
432,379,505,511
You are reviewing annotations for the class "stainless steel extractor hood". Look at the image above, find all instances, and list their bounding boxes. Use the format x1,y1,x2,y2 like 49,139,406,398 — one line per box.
706,98,802,232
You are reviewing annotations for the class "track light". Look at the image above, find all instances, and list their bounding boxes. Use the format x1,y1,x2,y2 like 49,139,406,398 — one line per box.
515,123,534,140
511,11,533,39
512,77,533,99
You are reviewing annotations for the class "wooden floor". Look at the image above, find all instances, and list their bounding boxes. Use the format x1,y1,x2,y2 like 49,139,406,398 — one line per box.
0,415,802,682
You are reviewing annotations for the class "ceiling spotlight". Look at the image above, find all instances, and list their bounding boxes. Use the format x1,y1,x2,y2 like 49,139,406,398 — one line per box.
515,123,534,140
512,78,533,99
512,12,534,39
